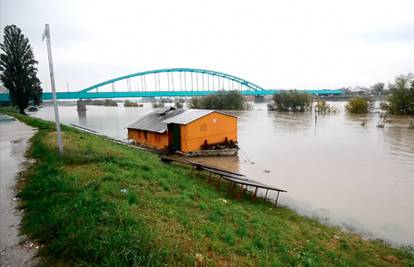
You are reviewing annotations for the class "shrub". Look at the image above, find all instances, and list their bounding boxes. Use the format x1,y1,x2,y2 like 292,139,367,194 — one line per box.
189,90,245,110
346,97,369,113
315,100,338,113
81,99,118,106
174,100,183,109
152,101,165,108
124,100,139,107
268,90,312,112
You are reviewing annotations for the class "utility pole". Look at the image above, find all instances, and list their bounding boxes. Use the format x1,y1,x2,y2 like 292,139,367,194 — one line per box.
42,24,63,153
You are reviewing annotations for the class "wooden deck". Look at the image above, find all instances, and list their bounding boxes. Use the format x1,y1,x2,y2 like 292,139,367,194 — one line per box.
160,156,287,206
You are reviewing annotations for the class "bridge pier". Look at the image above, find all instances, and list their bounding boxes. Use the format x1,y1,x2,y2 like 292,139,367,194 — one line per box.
254,95,266,103
77,99,87,111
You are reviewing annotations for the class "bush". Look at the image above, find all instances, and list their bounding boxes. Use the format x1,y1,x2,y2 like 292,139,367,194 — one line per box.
152,101,165,108
81,99,118,106
268,90,312,112
383,74,414,115
174,100,183,109
124,100,139,107
189,90,245,110
346,97,369,113
315,100,338,113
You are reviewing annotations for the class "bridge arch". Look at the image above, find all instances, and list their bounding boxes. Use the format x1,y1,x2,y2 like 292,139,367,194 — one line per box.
79,68,264,93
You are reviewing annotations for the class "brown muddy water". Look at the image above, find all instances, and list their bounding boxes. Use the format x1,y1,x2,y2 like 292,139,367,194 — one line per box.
32,102,414,246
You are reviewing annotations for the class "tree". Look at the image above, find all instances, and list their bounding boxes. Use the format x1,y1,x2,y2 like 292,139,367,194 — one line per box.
372,82,385,95
174,99,183,109
0,25,42,114
188,90,245,110
383,74,414,115
268,90,312,112
189,96,201,109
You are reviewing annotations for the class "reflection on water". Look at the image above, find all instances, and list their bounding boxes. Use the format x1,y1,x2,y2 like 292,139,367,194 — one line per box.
33,102,414,245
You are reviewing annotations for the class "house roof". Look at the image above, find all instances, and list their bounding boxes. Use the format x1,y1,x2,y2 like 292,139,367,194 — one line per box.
127,107,186,133
127,108,237,133
162,109,236,125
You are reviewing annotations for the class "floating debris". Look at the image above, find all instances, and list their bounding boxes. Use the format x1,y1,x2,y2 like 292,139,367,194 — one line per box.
120,188,128,193
409,122,414,129
264,169,271,173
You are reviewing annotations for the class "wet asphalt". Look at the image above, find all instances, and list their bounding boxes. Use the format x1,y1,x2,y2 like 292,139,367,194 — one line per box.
0,117,37,267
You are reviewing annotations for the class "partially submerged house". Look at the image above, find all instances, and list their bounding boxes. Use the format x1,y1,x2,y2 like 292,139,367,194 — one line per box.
127,107,238,154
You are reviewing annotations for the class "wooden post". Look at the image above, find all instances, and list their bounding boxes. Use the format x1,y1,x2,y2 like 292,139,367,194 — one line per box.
207,172,212,183
236,184,245,200
275,191,280,206
228,182,236,195
252,187,258,201
216,176,221,190
263,189,269,202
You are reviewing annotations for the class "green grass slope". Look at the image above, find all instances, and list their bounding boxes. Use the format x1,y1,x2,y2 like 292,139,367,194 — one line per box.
3,110,413,266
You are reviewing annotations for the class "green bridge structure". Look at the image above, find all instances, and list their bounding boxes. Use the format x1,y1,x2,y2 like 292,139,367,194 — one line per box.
0,68,343,101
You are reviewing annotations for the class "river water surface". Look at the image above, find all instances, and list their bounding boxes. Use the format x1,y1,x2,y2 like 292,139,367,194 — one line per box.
32,102,414,246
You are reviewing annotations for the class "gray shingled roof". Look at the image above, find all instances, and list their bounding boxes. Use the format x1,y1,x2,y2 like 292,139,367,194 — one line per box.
127,108,237,133
127,107,186,133
162,109,212,124
162,109,237,125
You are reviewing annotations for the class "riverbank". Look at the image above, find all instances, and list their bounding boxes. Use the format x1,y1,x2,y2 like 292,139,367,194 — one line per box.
2,110,414,266
0,116,37,266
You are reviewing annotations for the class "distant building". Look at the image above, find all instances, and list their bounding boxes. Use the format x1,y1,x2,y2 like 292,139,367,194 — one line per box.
0,84,9,94
0,84,10,106
127,107,238,153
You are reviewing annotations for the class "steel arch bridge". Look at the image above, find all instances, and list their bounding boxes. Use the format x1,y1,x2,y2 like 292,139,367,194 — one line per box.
0,68,343,101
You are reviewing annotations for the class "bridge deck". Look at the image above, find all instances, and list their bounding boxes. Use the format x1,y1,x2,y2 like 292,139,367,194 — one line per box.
0,89,343,102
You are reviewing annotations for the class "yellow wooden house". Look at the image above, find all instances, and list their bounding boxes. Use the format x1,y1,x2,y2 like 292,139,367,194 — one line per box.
127,107,238,154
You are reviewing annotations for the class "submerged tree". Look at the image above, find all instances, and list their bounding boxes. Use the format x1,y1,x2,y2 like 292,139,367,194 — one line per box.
346,97,369,113
189,90,245,110
315,100,338,113
268,90,312,112
371,82,385,95
0,25,42,114
383,74,414,115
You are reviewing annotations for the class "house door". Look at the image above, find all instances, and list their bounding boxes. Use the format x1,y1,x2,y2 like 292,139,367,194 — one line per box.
168,124,181,151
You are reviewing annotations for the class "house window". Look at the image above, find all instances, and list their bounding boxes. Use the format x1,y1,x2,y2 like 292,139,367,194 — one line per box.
155,134,161,142
144,131,148,140
137,131,141,138
200,124,207,131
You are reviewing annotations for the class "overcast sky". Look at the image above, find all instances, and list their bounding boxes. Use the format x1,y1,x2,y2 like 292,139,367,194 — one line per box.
1,0,414,92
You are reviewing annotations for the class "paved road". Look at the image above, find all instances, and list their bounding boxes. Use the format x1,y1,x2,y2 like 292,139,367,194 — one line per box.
0,117,37,267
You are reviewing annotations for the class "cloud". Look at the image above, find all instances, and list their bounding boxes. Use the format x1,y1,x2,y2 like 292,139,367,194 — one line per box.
1,0,414,91
352,23,414,43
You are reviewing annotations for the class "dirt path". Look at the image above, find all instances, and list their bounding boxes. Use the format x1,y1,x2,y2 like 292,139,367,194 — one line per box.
0,117,37,267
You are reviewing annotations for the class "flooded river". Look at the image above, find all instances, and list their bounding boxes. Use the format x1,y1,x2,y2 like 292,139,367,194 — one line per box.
32,102,414,246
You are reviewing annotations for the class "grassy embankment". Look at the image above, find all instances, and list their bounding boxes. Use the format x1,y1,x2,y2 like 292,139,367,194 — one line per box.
2,109,414,266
